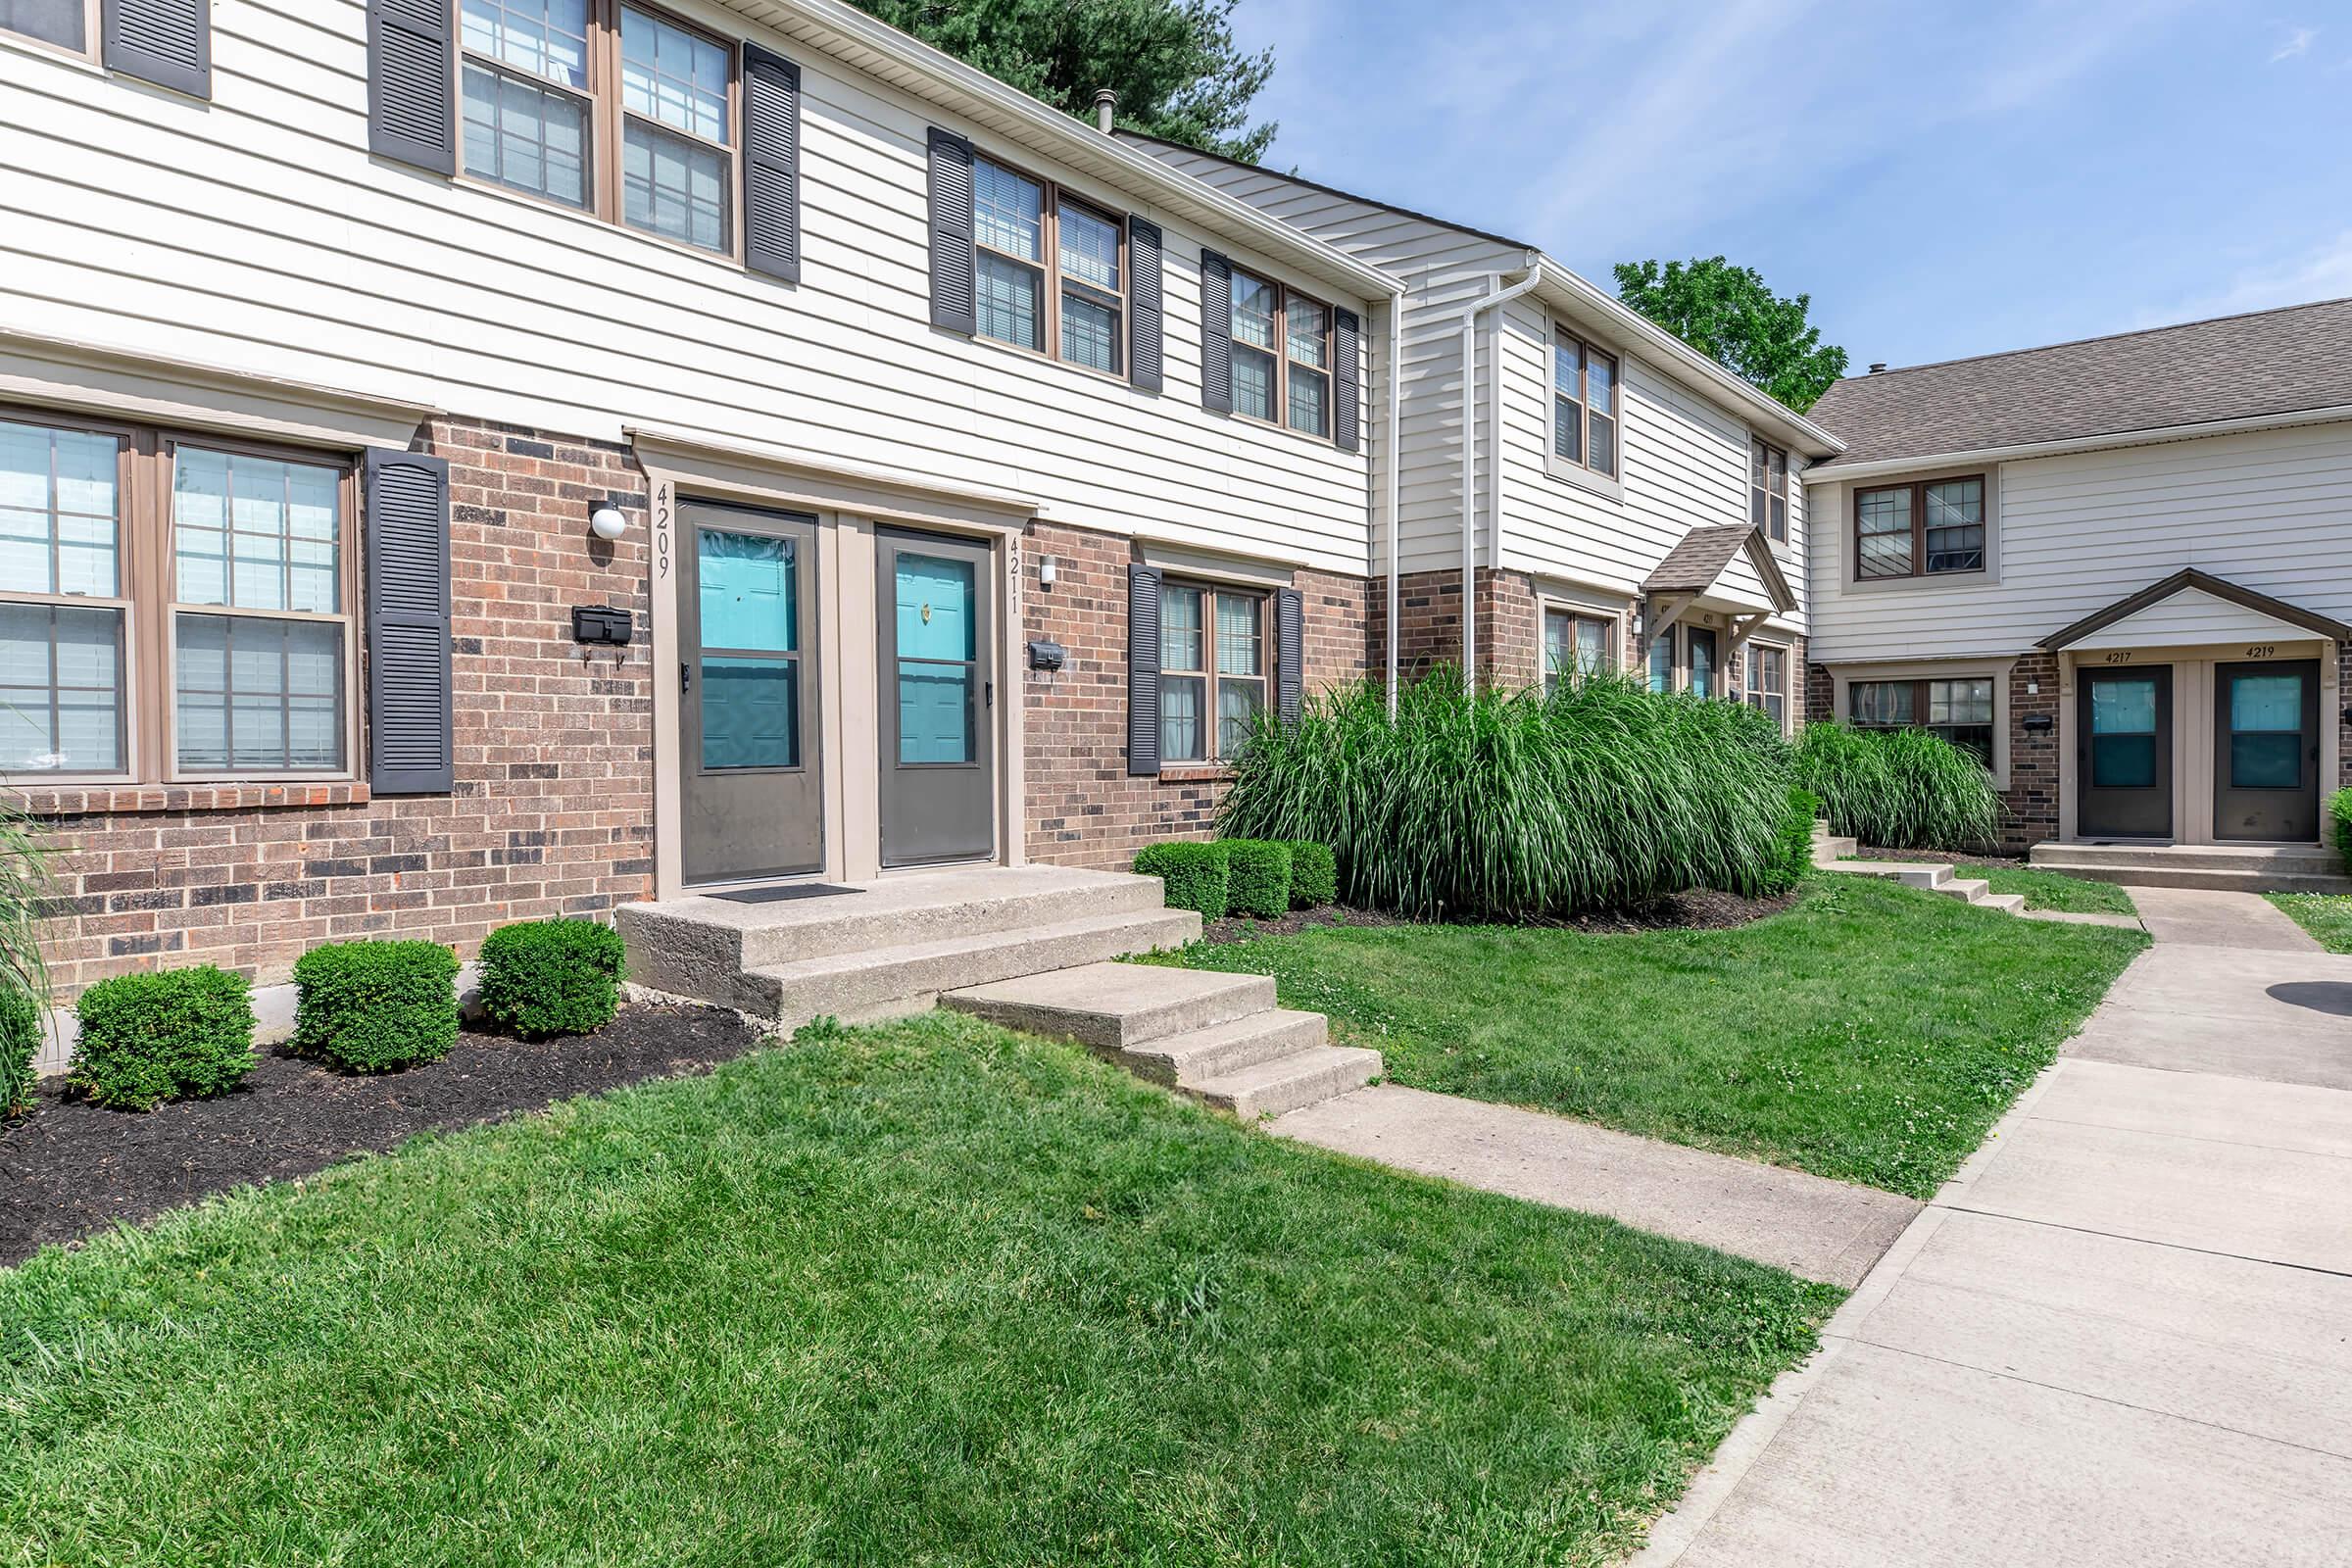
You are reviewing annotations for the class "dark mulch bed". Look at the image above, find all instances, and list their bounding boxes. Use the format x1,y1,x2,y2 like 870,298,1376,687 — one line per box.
0,1004,764,1266
1200,888,1798,945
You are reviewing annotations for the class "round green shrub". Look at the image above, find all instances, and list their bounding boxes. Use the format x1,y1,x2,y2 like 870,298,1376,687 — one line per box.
1223,839,1293,918
71,966,257,1111
294,940,460,1072
476,917,627,1039
1282,841,1339,908
2330,787,2352,875
0,985,41,1117
1134,841,1230,921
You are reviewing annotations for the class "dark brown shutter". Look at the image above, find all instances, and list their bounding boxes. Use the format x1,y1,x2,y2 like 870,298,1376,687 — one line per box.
1127,564,1162,775
104,0,211,98
368,0,455,175
1333,308,1363,453
365,449,455,795
1276,588,1303,722
928,127,976,334
741,44,802,283
1127,218,1164,394
1199,250,1232,415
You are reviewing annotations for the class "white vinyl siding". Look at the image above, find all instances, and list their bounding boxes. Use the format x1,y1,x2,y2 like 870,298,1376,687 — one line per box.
1806,420,2352,662
0,0,1374,576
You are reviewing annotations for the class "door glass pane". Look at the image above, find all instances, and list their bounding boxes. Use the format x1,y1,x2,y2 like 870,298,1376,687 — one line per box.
896,556,974,662
2090,677,2157,736
0,419,119,597
698,529,796,652
0,0,86,48
1687,628,1715,699
897,664,971,765
0,603,122,772
701,657,799,770
2092,736,2157,790
2230,674,2302,732
2230,734,2300,790
895,554,975,766
1647,632,1672,693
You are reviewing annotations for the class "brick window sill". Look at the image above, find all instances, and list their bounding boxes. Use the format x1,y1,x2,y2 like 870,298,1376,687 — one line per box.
1157,764,1237,785
8,781,372,816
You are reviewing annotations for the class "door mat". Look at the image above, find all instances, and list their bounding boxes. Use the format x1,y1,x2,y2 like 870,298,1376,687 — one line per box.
707,884,863,905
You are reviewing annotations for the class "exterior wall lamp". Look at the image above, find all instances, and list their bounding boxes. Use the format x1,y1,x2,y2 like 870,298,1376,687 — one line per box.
590,502,629,542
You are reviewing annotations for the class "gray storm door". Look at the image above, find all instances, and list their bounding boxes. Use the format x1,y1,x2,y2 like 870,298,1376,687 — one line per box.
878,528,996,867
2078,666,2173,840
680,504,822,886
2214,660,2321,842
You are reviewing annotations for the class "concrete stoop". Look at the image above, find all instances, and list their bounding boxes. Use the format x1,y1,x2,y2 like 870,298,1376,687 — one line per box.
945,961,1381,1120
2029,840,2352,896
1811,826,2031,917
615,865,1200,1030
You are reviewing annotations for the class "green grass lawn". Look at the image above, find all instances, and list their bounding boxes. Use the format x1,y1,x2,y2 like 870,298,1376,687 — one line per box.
1150,877,2145,1199
1,1011,1838,1568
2268,893,2352,954
1855,858,2137,915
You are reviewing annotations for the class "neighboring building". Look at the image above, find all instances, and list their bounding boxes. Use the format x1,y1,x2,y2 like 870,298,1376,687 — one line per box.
1804,298,2352,852
0,0,1397,997
1126,135,1840,722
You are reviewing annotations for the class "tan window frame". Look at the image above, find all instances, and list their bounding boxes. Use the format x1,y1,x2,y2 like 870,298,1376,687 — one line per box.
1746,643,1789,731
456,0,744,265
1849,676,1996,765
1543,607,1616,693
0,404,360,788
1751,437,1789,542
1158,578,1268,765
1227,265,1338,444
1854,472,1987,580
1552,329,1620,479
971,151,1130,380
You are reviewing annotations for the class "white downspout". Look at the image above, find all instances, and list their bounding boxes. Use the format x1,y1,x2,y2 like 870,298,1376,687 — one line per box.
1455,268,1541,680
1385,291,1405,715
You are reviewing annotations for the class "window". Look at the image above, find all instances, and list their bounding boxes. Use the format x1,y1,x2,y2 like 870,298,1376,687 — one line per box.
1855,475,1985,579
0,0,87,53
1686,626,1717,699
1229,266,1335,438
1647,628,1674,693
0,412,354,782
1552,329,1620,479
1747,645,1788,730
1543,609,1615,694
1850,677,1994,766
1752,438,1788,543
972,154,1129,377
1158,581,1264,763
460,1,737,257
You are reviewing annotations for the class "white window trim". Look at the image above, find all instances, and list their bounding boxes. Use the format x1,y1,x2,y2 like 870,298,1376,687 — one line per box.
1835,466,2004,594
1541,317,1627,500
1828,657,2019,791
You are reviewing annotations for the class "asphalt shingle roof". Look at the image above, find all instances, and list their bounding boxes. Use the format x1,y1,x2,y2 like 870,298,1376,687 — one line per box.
1809,296,2352,468
1642,526,1757,594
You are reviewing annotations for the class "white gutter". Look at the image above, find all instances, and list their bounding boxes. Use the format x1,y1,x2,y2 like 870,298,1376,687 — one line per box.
1384,292,1405,714
1447,269,1541,679
1803,400,2352,484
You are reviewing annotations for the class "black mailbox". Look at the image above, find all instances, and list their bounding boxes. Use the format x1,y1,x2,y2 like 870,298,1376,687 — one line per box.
1027,639,1067,672
2022,713,2055,733
572,606,634,647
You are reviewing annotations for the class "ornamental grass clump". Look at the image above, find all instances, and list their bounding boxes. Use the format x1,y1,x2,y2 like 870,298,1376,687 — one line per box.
0,985,40,1118
1216,668,1797,921
1794,721,2002,853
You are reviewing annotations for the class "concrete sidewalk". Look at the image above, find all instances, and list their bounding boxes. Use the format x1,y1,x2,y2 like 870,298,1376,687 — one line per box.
1632,889,2352,1567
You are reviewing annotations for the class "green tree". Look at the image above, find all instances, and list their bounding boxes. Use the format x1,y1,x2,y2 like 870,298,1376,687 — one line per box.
1613,258,1849,413
848,0,1276,161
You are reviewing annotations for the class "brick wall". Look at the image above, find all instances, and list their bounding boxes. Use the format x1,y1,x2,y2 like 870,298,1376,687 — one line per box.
2002,652,2062,852
1022,520,1370,870
1376,567,1543,689
27,418,657,995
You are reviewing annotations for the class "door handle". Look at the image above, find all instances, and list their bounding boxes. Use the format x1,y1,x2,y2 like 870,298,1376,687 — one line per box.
681,662,692,696
986,679,995,709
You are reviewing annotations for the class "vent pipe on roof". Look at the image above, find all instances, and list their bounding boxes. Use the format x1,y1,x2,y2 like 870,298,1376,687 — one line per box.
1094,88,1118,133
1869,362,1887,373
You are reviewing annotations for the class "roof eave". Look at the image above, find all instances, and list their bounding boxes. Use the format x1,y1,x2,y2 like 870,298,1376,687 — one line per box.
2037,568,2352,651
697,0,1401,302
1532,259,1844,460
1808,401,2352,482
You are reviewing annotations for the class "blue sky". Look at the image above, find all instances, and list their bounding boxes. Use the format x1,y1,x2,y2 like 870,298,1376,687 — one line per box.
1228,1,2352,372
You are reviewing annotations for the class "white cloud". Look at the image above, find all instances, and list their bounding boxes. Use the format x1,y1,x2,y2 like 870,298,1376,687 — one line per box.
2270,24,2318,61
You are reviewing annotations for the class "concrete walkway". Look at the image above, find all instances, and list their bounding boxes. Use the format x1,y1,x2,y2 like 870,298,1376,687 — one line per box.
1273,1085,1919,1287
1632,888,2352,1567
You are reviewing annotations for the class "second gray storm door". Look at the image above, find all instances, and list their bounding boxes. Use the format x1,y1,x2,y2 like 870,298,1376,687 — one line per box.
2214,660,2321,843
878,528,995,867
680,504,822,886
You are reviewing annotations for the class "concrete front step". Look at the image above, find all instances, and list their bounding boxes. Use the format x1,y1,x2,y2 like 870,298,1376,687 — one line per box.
2031,843,2339,875
741,909,1202,1028
2030,861,2352,897
1825,858,1952,891
945,960,1379,1120
618,864,1169,982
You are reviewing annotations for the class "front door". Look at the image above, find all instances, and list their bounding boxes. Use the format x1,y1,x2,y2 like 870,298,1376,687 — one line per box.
2078,666,2173,840
2214,660,2321,842
878,529,995,867
680,504,822,886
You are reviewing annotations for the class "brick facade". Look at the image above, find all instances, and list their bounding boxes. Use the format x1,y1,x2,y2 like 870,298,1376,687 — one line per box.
1021,520,1371,870
27,418,657,996
1377,567,1544,689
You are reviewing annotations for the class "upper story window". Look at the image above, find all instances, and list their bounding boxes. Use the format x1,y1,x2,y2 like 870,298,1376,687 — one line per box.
1158,579,1264,763
1229,267,1333,438
1851,677,1993,765
1552,330,1620,479
459,0,738,257
1855,475,1985,579
1751,438,1788,542
0,413,355,782
0,0,86,53
1543,609,1615,694
973,156,1128,377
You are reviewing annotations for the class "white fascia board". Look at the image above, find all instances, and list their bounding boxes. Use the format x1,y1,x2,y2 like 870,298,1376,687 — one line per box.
1802,403,2352,485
